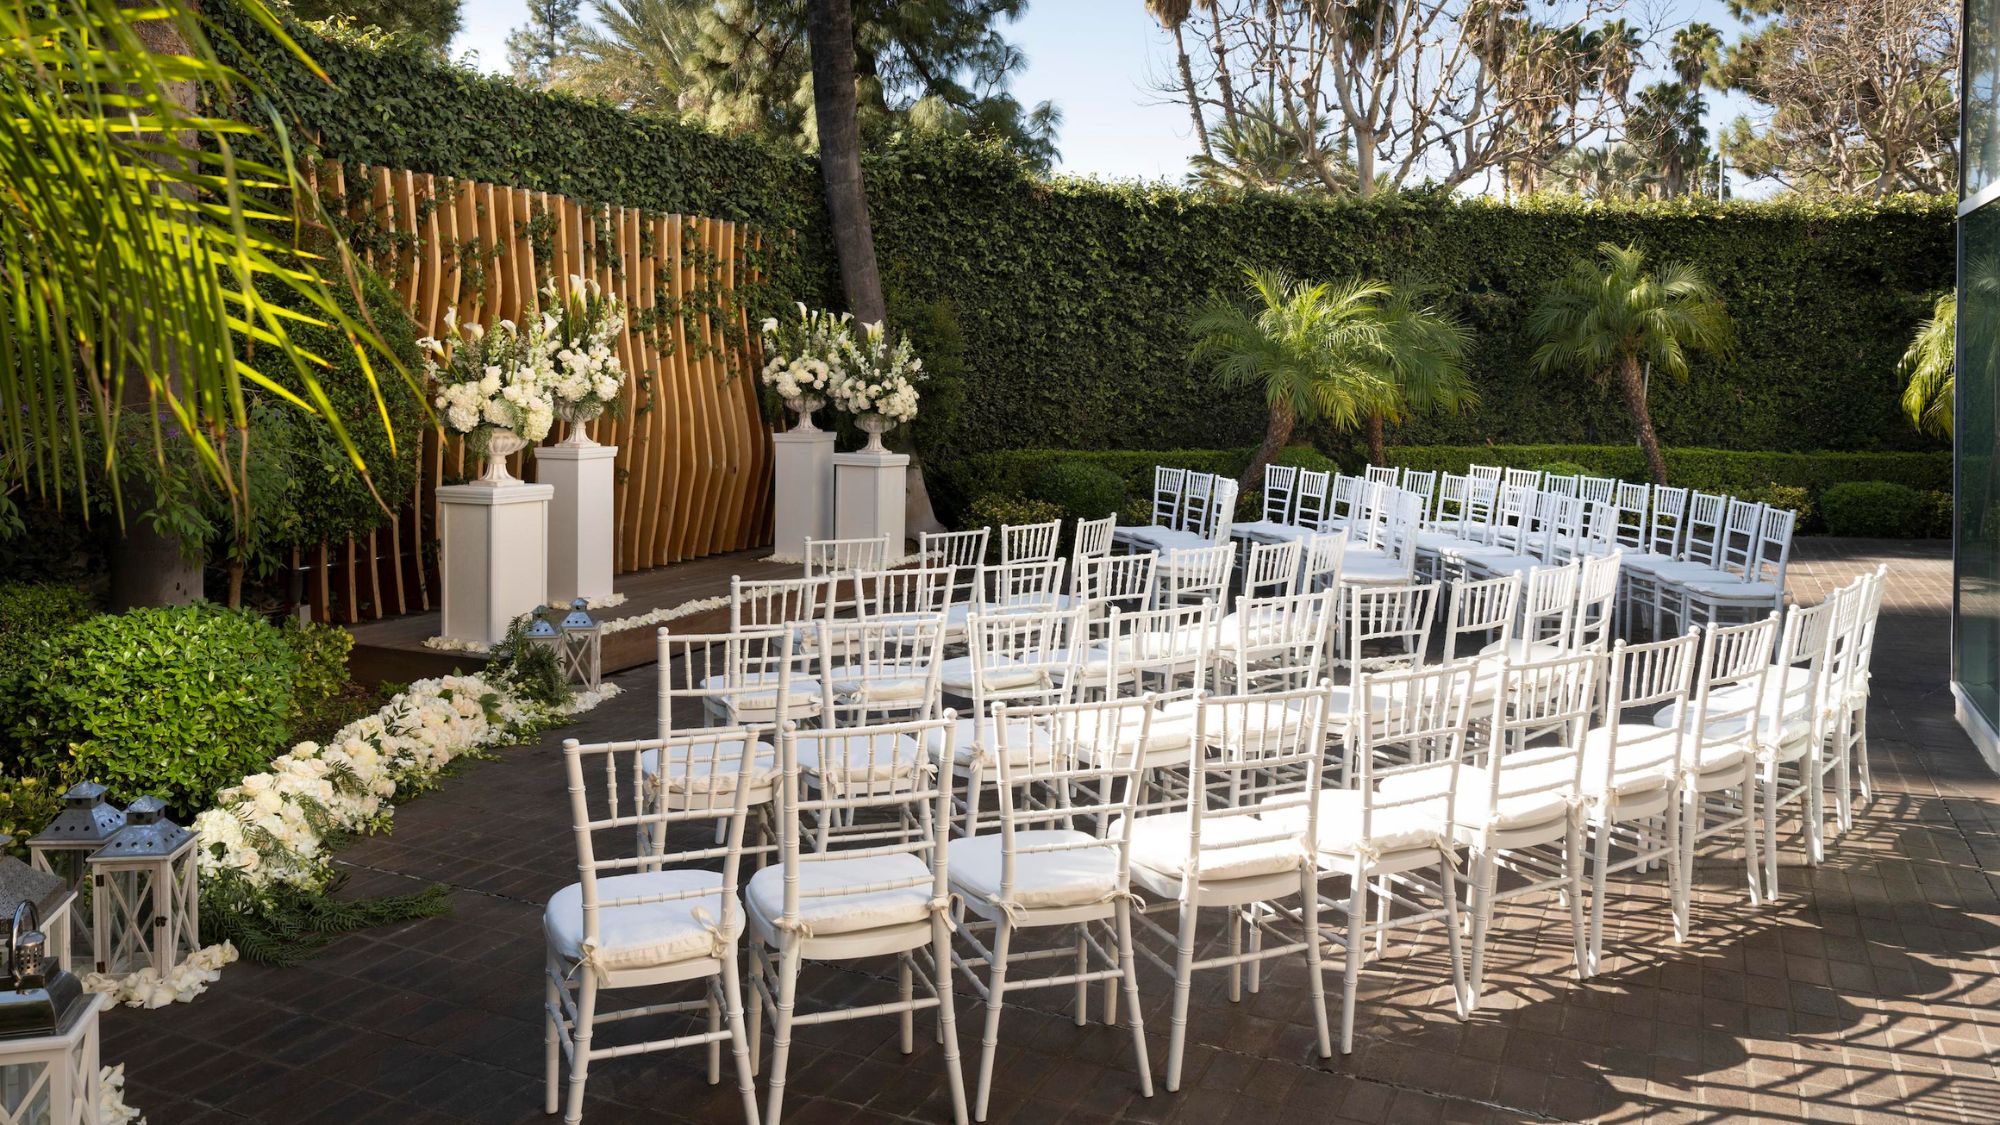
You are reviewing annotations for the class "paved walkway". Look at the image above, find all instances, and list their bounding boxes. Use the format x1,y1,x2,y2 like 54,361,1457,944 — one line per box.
105,540,1999,1124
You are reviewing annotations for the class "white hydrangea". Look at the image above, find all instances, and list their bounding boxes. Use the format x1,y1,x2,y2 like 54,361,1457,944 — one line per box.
830,320,924,424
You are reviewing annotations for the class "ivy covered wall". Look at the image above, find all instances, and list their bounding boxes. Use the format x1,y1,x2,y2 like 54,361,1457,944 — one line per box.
219,7,1954,466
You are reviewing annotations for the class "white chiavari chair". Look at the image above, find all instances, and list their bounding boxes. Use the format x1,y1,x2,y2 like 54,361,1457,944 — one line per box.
1501,467,1544,492
1113,466,1187,552
854,566,954,626
1232,464,1298,544
1621,485,1689,637
1301,531,1347,594
1578,633,1698,977
1542,473,1581,499
1662,615,1779,935
1287,662,1476,1051
1090,604,1214,812
652,628,791,850
1383,652,1600,1011
1337,581,1441,680
1579,475,1618,509
1476,560,1578,667
1680,506,1795,628
1124,686,1335,1090
1825,566,1887,831
922,529,990,646
1364,464,1401,490
1732,596,1836,898
951,696,1158,1120
547,732,761,1125
1072,514,1118,575
746,715,969,1125
1400,469,1438,520
1338,489,1422,587
803,618,948,844
944,558,1069,646
802,535,891,583
1213,586,1337,699
731,574,834,662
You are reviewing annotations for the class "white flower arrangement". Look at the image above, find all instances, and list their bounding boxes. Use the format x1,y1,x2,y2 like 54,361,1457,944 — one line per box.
831,320,923,424
758,303,851,403
540,275,627,419
422,308,557,450
84,942,239,1008
192,673,620,897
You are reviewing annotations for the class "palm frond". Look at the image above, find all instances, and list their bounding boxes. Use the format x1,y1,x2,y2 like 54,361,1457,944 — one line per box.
1900,292,1954,439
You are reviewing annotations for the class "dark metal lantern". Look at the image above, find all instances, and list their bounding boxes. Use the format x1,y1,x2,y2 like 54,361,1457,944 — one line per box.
0,904,82,1040
91,796,191,859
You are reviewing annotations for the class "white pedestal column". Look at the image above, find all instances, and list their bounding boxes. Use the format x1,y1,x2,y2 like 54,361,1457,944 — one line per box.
773,430,836,556
833,450,909,551
437,481,554,646
537,443,617,605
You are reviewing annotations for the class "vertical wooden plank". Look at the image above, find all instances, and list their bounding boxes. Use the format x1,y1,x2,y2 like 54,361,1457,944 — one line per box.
631,212,668,570
664,216,697,563
692,217,728,556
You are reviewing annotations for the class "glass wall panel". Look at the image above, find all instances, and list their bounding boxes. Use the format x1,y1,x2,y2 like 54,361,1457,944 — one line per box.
1957,204,2000,727
1969,0,2000,197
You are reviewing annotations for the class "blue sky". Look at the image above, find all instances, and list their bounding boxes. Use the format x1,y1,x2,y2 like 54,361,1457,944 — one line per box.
450,0,1764,191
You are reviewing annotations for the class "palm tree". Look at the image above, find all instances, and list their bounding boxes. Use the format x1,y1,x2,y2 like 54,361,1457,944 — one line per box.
1669,22,1722,91
1529,242,1734,485
1900,293,1954,439
1189,267,1469,488
2,0,408,599
1361,287,1477,464
551,0,703,113
1146,0,1213,160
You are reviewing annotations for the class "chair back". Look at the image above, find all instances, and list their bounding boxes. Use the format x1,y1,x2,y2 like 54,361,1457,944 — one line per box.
1681,615,1780,768
1158,544,1234,608
658,626,808,732
1179,472,1217,536
1592,633,1698,793
562,731,758,958
1148,466,1187,529
1749,506,1796,589
1645,486,1688,558
803,535,891,581
1223,587,1337,694
1502,467,1544,491
1443,572,1520,660
982,558,1068,614
814,617,946,733
1365,464,1401,489
1613,482,1651,552
1677,492,1728,567
1002,519,1062,565
1244,539,1303,599
1184,686,1328,873
1763,597,1837,741
1467,463,1504,486
1579,476,1618,508
1104,603,1215,709
1713,499,1766,581
963,608,1082,728
1432,473,1470,527
1400,469,1438,518
1205,477,1241,541
774,715,953,906
1343,581,1441,674
1329,474,1362,524
731,574,831,634
1543,473,1581,499
1486,484,1535,549
1571,551,1623,651
1293,469,1333,530
1075,551,1158,617
920,528,988,608
1301,531,1347,593
1345,664,1477,838
1259,464,1299,524
1073,514,1117,565
855,566,953,622
987,697,1154,903
1520,559,1580,647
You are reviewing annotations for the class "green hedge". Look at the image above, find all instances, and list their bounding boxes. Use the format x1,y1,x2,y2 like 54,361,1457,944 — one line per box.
219,7,1951,497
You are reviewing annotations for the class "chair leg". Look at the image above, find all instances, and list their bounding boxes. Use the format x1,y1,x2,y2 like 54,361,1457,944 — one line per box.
1295,869,1331,1060
720,947,761,1125
1674,790,1695,942
932,912,971,1125
1664,795,1685,945
1806,750,1826,866
1742,772,1764,908
1759,764,1780,901
1074,930,1091,1024
1371,876,1390,960
1340,869,1365,1053
974,920,1012,1122
1227,906,1242,1003
563,973,598,1125
1438,850,1468,1020
1566,816,1588,980
1855,716,1873,808
1586,816,1612,977
707,986,722,1084
1465,847,1497,1013
544,956,561,1116
899,952,915,1053
747,948,767,1075
1165,898,1199,1092
763,941,804,1125
1114,899,1154,1098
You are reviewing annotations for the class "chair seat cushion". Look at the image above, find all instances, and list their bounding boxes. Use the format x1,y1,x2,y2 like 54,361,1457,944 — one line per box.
546,870,739,972
1378,761,1572,831
746,854,934,936
1338,556,1413,584
1477,637,1571,664
937,654,1048,696
1651,699,1813,755
1075,703,1197,763
1119,811,1304,881
1261,788,1448,857
1233,519,1314,543
1679,579,1779,602
1157,697,1308,745
797,731,927,782
1117,526,1212,553
642,737,777,798
949,830,1120,911
825,663,932,704
920,715,1056,766
700,671,822,722
1574,725,1680,797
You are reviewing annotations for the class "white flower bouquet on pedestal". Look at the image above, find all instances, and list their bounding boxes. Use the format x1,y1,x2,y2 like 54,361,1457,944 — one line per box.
422,308,556,484
759,303,852,432
541,274,627,445
832,320,924,452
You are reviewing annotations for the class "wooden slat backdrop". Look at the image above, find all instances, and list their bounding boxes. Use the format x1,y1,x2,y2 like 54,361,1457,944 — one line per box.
302,164,775,625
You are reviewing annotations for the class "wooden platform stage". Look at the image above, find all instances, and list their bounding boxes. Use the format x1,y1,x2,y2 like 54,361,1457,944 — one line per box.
343,548,769,686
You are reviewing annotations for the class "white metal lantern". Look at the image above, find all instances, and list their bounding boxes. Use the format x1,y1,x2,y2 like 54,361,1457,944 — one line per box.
85,799,197,978
559,599,602,689
25,786,122,973
0,903,104,1125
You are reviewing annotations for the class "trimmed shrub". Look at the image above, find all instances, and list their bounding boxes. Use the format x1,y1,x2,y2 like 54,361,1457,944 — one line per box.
967,494,1064,533
1744,483,1814,532
8,603,303,813
1030,462,1127,520
283,619,359,739
0,583,95,697
1921,490,1954,539
1820,482,1922,538
1530,460,1595,478
1272,446,1338,475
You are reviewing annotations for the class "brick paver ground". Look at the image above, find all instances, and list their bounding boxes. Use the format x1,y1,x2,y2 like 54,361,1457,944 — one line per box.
104,539,2000,1124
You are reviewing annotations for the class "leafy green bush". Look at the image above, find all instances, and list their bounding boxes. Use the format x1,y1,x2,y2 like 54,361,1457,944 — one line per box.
967,494,1064,531
8,603,302,813
1744,483,1814,531
487,611,572,711
1272,446,1338,474
1530,460,1595,478
0,778,61,857
0,583,94,698
1921,490,1954,539
282,618,359,739
1820,482,1922,538
1030,462,1126,520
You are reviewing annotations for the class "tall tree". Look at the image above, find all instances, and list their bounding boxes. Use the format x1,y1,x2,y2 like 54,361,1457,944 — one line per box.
1529,242,1734,485
288,0,463,49
1145,0,1213,159
1160,0,1638,198
553,0,702,112
806,0,885,325
1713,0,1957,195
508,0,584,84
1626,81,1708,197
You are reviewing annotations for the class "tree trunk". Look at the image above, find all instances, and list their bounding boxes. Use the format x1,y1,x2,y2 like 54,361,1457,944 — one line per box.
1172,23,1211,159
806,0,886,325
1355,126,1376,198
1617,354,1669,485
1239,398,1295,492
1365,412,1386,466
